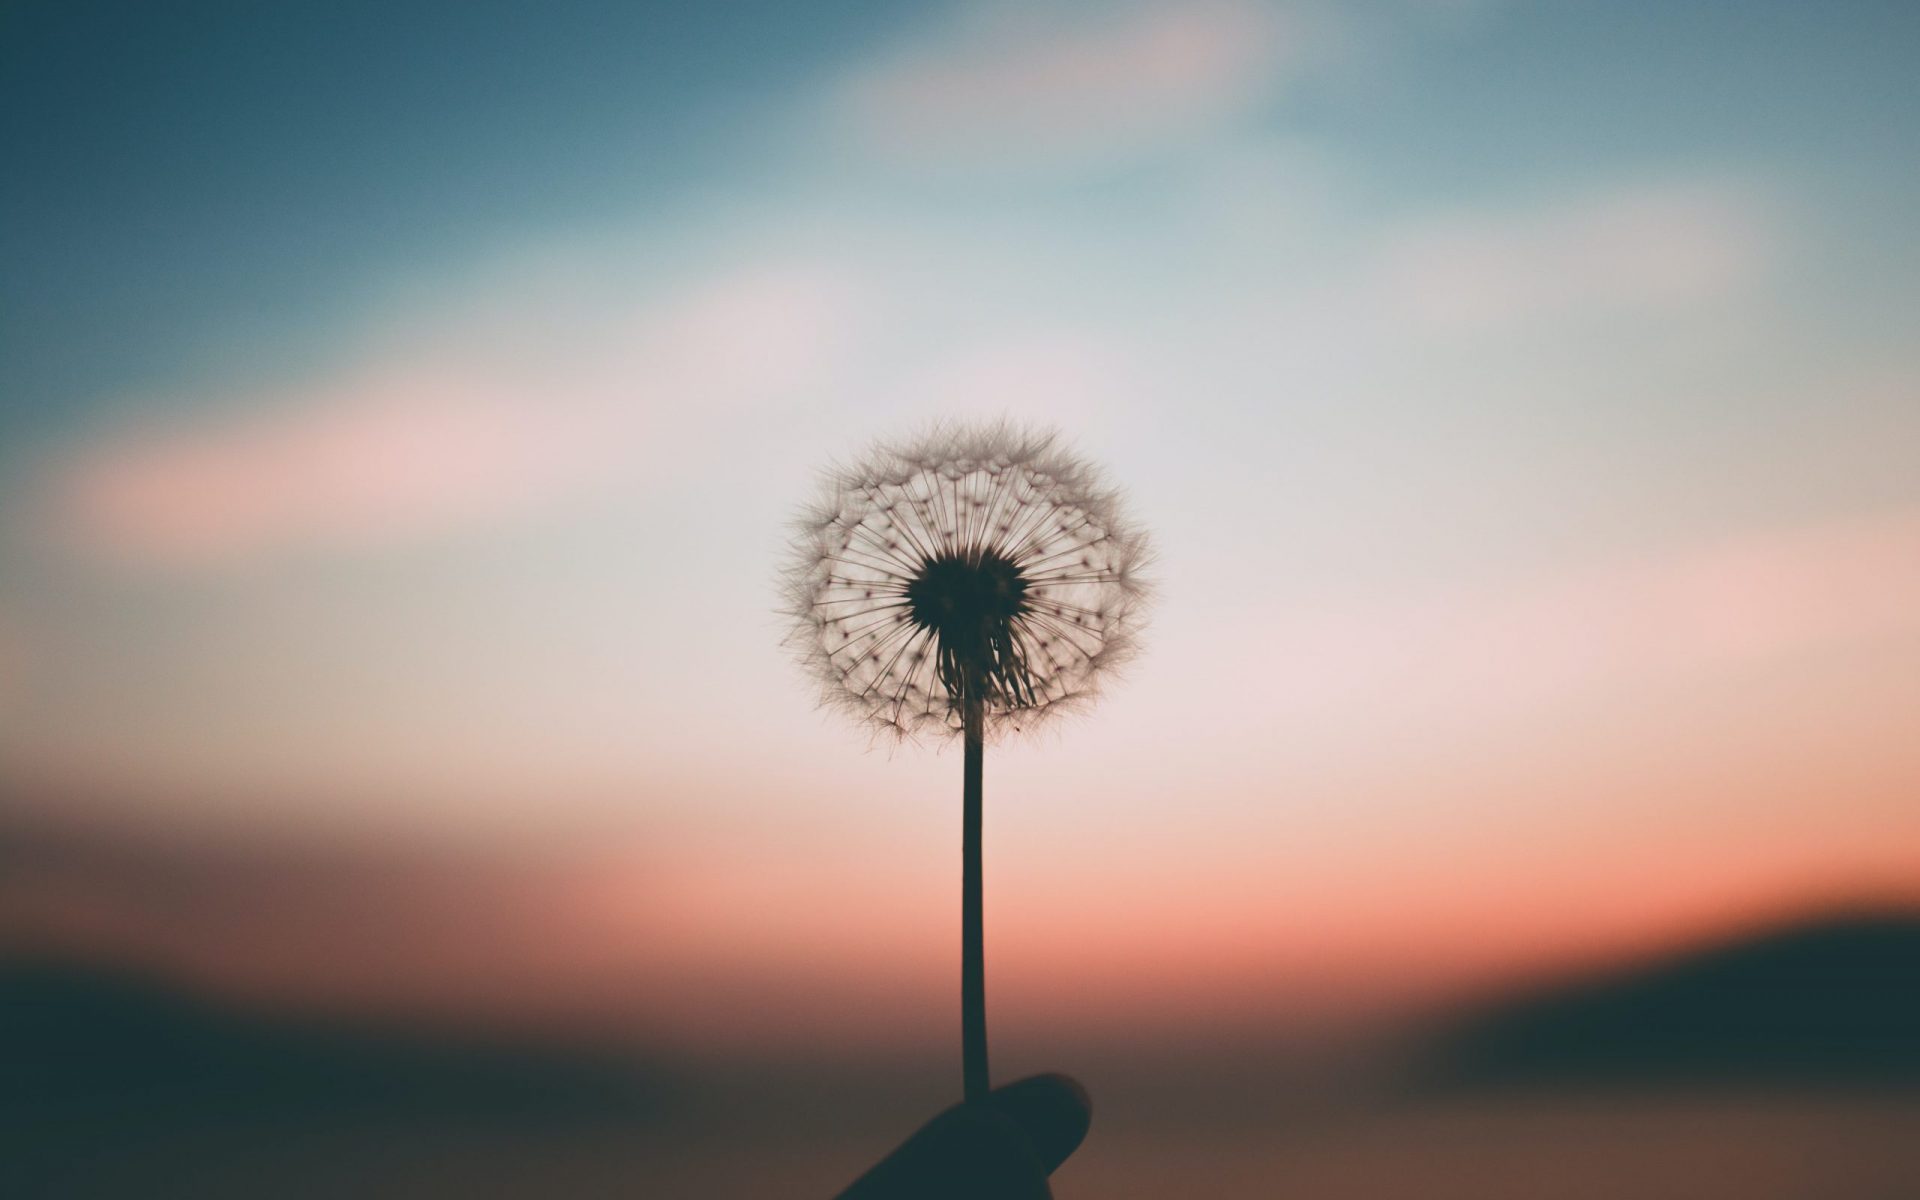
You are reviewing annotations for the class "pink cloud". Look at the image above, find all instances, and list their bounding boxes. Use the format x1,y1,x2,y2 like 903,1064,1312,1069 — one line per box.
1188,505,1920,731
52,374,616,566
840,0,1301,165
40,263,865,570
1373,182,1773,335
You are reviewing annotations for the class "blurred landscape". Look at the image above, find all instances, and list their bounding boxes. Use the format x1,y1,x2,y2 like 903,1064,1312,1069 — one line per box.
7,791,1917,1199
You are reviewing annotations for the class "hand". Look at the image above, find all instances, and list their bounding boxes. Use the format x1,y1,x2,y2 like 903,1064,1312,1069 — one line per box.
835,1073,1093,1199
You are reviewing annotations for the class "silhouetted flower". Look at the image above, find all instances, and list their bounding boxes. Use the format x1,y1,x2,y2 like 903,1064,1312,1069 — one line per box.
784,424,1150,739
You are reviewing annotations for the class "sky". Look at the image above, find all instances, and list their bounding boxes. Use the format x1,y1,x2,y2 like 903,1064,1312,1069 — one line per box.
2,0,1919,1053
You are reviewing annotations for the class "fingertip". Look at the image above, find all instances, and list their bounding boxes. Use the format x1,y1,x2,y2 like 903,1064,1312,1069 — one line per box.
985,1073,1092,1174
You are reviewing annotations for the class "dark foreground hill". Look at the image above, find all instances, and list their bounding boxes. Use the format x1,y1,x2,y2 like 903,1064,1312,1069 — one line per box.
1420,910,1920,1090
0,955,675,1123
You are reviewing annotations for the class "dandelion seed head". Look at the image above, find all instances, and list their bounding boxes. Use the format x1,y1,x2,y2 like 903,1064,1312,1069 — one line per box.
782,423,1151,740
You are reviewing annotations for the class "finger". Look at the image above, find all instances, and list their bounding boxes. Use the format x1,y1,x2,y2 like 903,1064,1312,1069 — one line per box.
981,1073,1092,1175
835,1074,1093,1200
836,1104,1050,1200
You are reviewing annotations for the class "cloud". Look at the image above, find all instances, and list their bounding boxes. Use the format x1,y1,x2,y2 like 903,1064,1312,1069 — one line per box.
1196,504,1920,732
37,262,867,570
835,0,1310,168
49,373,609,567
1371,182,1774,335
1435,506,1920,704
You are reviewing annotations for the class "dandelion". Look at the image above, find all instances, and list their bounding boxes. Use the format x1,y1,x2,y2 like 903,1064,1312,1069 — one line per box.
783,423,1150,1103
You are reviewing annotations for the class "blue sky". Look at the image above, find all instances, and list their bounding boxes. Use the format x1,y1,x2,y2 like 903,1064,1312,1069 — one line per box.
6,0,1915,429
2,0,898,426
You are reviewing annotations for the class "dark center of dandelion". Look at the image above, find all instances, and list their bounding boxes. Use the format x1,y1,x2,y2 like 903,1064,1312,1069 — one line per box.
904,550,1035,709
906,550,1029,639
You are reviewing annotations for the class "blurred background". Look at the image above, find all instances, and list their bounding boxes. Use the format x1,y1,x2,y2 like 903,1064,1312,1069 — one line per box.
3,1,1918,1196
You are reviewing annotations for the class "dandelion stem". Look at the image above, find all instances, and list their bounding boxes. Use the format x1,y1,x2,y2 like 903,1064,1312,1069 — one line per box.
961,679,989,1105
